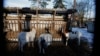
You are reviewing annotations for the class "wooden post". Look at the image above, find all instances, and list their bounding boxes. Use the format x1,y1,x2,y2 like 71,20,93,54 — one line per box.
3,13,8,39
17,8,22,32
51,9,56,38
36,8,39,37
3,13,7,32
52,9,56,30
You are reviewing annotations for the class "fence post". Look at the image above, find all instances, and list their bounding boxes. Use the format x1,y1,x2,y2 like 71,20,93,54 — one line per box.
17,8,22,32
36,8,39,37
52,9,56,30
3,13,7,32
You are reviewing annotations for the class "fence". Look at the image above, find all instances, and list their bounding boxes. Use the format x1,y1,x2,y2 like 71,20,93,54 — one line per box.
4,15,67,41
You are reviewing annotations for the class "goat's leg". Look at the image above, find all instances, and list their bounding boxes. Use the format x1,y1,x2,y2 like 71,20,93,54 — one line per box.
66,41,68,46
31,41,34,47
20,44,23,52
18,41,21,51
30,41,32,47
42,48,45,54
66,37,69,46
27,40,29,47
39,45,42,54
29,41,33,47
18,42,23,52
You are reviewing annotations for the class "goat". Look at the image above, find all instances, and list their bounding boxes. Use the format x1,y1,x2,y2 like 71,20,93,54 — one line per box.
38,28,52,54
26,27,36,47
61,27,82,46
18,28,36,52
18,31,27,52
67,31,82,45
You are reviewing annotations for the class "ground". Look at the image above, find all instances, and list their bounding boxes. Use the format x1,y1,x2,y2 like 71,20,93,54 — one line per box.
4,40,92,56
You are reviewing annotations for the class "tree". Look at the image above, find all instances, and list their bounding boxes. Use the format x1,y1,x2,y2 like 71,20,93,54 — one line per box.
75,0,95,27
53,0,67,9
29,0,51,8
76,1,88,27
86,0,95,19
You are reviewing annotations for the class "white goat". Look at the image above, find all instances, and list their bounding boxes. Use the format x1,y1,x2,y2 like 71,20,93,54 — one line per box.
18,28,36,52
38,33,52,54
61,27,82,46
65,31,82,46
26,28,36,47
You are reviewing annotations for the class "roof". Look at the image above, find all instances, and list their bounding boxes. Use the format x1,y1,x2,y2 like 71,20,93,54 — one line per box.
4,7,77,14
